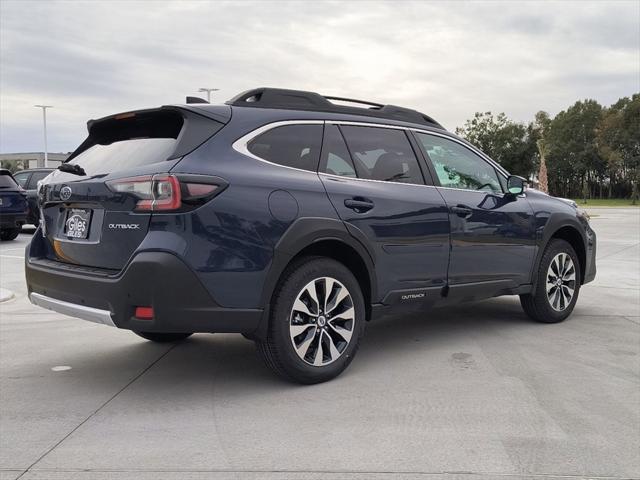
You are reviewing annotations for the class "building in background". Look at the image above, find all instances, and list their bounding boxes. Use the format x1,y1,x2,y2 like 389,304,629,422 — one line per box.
0,152,70,172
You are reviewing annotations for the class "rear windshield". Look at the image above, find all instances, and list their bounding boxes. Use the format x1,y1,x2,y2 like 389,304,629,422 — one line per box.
0,174,18,188
68,110,184,176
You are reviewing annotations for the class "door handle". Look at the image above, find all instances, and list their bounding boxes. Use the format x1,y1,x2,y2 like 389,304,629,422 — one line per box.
344,198,374,213
451,205,473,218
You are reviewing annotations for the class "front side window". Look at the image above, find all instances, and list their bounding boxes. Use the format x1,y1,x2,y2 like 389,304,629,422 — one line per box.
416,133,502,193
247,124,322,172
340,126,424,185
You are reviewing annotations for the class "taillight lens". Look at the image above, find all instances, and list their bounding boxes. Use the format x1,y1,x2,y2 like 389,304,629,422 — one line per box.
107,174,224,212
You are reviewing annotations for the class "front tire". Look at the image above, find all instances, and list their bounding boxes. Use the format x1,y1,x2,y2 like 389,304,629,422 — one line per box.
257,256,365,384
520,239,581,323
134,331,193,343
0,228,20,241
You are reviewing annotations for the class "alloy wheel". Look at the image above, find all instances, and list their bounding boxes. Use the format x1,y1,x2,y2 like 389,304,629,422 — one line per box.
289,277,355,366
546,253,576,312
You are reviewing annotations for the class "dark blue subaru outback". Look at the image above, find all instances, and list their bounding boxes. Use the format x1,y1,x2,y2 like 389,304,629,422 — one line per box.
26,88,596,383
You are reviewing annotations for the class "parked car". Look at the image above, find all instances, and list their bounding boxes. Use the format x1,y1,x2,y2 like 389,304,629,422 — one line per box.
25,88,596,383
13,168,54,225
0,169,28,241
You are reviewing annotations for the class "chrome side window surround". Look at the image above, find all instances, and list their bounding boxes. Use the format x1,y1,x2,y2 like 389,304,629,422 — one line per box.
231,119,510,191
318,171,437,189
231,120,324,174
325,119,509,179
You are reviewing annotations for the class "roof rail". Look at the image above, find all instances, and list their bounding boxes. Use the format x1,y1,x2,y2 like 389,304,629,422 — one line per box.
226,88,443,129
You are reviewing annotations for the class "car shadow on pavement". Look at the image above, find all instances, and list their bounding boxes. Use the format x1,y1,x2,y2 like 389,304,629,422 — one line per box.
141,298,533,388
44,297,537,396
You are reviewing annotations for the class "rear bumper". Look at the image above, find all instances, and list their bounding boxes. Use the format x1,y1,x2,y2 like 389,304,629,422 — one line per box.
1,212,27,229
25,250,263,334
30,292,116,326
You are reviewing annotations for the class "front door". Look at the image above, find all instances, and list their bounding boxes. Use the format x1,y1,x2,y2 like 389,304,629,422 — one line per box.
413,131,536,297
319,123,450,305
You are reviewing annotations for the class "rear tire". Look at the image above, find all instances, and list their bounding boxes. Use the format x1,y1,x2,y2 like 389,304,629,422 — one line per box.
134,331,193,343
0,228,20,241
257,256,365,384
520,239,581,323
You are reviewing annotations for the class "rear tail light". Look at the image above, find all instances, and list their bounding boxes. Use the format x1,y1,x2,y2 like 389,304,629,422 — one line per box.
107,174,225,212
134,306,154,320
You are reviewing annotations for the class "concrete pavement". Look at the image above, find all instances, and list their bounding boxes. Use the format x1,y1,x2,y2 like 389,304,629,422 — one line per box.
1,209,638,480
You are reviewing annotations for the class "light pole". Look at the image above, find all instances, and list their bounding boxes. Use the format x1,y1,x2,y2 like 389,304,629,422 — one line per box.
34,105,53,167
198,88,219,103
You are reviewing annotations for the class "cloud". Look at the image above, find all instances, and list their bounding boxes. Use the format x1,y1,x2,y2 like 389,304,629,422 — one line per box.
0,0,638,152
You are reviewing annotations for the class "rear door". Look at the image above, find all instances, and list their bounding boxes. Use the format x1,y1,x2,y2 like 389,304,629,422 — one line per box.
413,131,536,295
319,123,450,304
37,108,226,270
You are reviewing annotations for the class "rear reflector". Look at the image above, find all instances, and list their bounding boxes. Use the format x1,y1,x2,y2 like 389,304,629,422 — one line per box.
185,183,218,198
134,306,154,320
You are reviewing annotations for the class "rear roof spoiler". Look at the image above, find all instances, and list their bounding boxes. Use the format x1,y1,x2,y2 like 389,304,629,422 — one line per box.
85,105,231,131
67,105,230,163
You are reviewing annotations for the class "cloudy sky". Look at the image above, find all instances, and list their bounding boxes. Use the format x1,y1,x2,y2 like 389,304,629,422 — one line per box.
1,0,638,153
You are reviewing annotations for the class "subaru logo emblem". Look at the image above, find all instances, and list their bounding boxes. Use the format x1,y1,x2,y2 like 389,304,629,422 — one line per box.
60,186,72,201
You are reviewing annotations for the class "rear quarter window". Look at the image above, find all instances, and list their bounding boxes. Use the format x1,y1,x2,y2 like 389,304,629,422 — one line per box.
247,124,323,172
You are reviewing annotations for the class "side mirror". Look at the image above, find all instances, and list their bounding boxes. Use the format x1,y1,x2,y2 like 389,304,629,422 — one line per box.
507,175,526,195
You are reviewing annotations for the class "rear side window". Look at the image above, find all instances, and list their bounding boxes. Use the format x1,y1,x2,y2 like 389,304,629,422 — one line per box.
27,170,51,189
340,126,424,185
247,124,322,172
319,124,356,178
12,171,30,188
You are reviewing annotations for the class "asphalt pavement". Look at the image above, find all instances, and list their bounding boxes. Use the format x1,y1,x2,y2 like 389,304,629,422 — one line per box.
1,208,638,480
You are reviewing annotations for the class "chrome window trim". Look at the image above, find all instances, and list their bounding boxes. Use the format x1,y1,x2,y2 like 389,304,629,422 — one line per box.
319,171,436,189
326,120,509,179
231,120,324,175
325,120,408,131
231,119,510,189
29,292,115,327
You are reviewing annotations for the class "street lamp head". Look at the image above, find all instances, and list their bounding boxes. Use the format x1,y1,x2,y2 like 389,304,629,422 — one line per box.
34,105,53,108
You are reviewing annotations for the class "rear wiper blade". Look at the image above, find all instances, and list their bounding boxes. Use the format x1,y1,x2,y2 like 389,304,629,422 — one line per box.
58,163,86,176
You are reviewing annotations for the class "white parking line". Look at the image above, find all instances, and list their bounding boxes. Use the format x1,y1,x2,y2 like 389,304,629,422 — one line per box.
0,255,25,259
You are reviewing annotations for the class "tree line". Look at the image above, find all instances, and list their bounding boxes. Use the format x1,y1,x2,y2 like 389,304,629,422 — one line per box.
455,94,639,201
